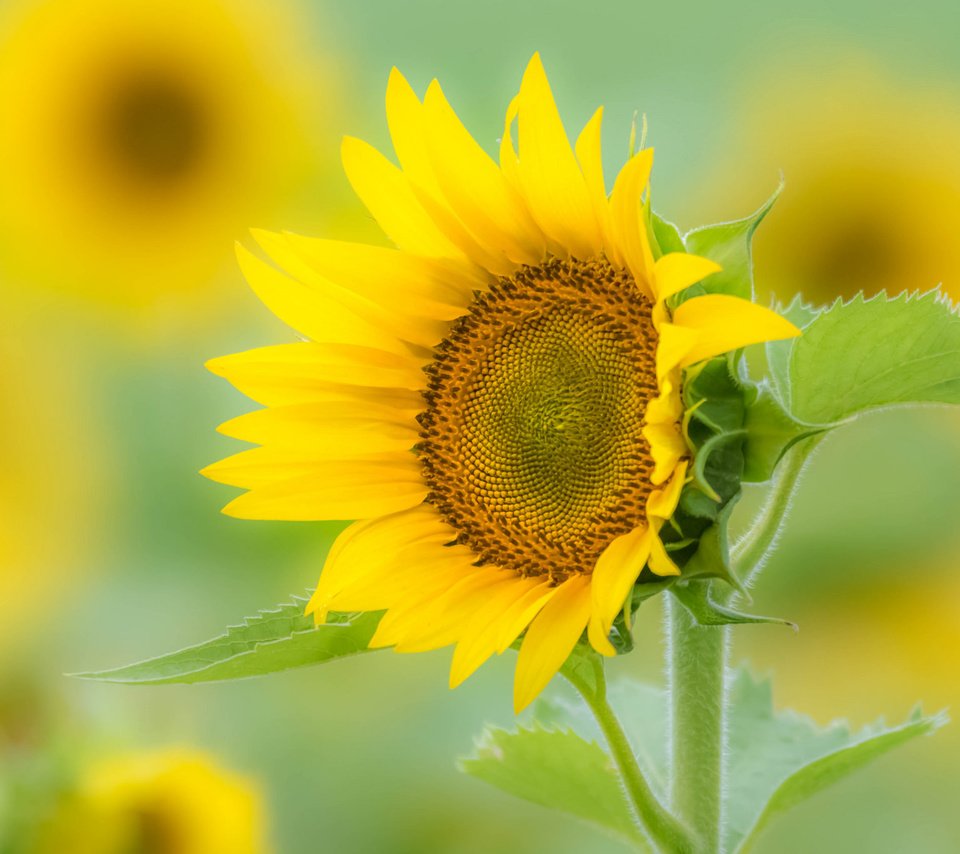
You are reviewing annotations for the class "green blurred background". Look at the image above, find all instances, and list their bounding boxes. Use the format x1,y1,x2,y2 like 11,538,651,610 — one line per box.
2,0,959,851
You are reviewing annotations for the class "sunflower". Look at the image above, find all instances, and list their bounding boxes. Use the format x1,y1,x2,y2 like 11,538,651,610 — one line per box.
32,749,267,854
204,54,799,712
0,0,334,308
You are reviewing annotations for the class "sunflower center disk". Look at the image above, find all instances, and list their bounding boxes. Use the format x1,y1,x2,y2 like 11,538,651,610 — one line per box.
419,258,659,580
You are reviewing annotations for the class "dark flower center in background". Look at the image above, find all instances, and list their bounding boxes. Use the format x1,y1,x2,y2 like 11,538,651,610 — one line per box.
98,72,208,184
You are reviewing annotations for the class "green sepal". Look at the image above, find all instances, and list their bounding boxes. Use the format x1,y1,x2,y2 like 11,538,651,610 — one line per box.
673,496,744,591
73,597,382,684
558,644,605,696
649,210,686,257
670,579,795,629
603,579,678,655
667,357,747,588
684,355,747,434
690,429,747,502
679,182,781,302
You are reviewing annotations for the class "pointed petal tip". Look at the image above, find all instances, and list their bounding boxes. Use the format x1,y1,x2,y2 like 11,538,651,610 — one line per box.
449,661,472,691
513,683,535,715
587,617,617,657
219,496,249,519
203,355,227,376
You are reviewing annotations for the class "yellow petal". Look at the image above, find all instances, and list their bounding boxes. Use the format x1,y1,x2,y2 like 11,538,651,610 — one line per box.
499,94,523,195
671,294,801,367
654,323,700,385
202,446,333,490
653,252,722,304
644,377,684,426
385,67,444,199
647,460,689,521
609,148,655,296
517,53,601,259
393,570,517,653
591,524,654,642
422,80,545,265
586,617,617,658
495,581,558,653
216,400,418,454
326,543,474,616
449,577,544,689
371,562,501,647
308,506,454,621
236,244,408,356
207,343,429,401
341,135,465,259
514,574,592,713
648,532,681,577
643,419,689,485
220,453,427,521
253,384,422,414
380,76,516,275
278,233,481,317
574,106,620,265
251,229,449,350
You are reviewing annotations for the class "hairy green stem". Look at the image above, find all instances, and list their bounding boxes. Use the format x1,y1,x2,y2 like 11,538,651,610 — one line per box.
729,436,822,596
566,658,696,853
667,596,727,854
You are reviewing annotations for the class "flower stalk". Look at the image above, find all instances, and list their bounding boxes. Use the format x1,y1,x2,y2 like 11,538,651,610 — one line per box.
666,596,728,854
730,435,822,592
565,656,697,853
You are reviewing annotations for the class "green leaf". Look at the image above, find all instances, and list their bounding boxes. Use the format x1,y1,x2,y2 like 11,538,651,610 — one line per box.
73,598,382,684
459,725,647,849
763,296,822,406
741,383,824,483
726,668,947,853
529,670,945,854
681,184,781,302
785,291,960,425
671,580,794,629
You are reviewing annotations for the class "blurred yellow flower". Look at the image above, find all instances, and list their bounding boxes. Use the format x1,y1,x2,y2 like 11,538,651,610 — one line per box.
204,54,798,712
33,749,269,854
0,0,336,308
702,60,960,304
0,332,102,659
741,566,960,743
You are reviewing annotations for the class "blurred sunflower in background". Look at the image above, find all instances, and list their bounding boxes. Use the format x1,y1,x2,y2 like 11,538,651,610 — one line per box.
0,0,338,311
0,333,102,661
704,57,960,304
23,749,269,853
